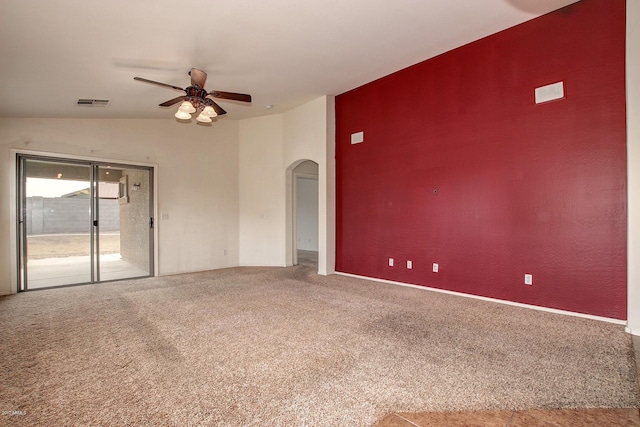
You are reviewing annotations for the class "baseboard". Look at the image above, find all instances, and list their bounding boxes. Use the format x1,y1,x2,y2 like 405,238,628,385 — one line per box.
625,326,640,336
336,272,627,326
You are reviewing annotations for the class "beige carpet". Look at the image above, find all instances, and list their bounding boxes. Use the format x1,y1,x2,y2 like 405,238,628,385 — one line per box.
1,264,638,426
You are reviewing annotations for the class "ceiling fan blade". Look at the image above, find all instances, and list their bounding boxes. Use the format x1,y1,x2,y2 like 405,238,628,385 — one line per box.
159,96,186,107
208,91,252,103
209,100,227,116
189,68,207,88
134,77,184,92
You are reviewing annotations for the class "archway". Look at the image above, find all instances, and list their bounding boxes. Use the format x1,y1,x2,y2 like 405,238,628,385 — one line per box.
285,159,319,268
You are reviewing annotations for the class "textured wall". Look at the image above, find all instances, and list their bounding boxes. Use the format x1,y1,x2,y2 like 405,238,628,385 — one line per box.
238,115,286,267
296,176,319,251
119,168,151,270
335,0,627,319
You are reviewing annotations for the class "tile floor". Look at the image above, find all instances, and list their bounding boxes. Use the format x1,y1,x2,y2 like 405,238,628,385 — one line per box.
373,335,640,426
374,408,640,426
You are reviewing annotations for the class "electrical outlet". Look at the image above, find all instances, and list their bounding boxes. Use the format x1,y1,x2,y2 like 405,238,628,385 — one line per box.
407,260,412,269
524,274,533,285
433,263,439,273
389,258,394,267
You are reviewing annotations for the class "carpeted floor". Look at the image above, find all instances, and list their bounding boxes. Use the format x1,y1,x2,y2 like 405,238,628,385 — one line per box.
0,263,638,426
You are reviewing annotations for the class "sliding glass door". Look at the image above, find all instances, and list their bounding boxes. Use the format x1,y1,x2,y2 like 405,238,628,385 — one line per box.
17,155,154,290
19,159,93,288
97,165,152,282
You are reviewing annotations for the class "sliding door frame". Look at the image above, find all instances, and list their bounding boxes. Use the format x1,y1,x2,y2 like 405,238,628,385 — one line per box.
11,149,158,292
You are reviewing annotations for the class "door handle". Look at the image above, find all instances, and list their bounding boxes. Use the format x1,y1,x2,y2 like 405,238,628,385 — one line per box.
93,220,98,227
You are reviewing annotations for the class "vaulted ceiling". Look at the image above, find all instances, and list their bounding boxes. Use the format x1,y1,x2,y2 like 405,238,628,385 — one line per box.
0,0,579,120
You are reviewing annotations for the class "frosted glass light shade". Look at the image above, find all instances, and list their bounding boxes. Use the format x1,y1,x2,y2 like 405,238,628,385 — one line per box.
178,101,196,113
201,106,217,118
196,113,212,123
175,109,192,120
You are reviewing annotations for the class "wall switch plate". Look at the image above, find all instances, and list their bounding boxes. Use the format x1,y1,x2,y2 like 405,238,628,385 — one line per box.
524,274,533,285
433,263,439,273
389,258,394,267
407,260,412,269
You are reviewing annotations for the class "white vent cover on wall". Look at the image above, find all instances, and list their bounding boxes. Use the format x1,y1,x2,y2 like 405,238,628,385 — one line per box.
535,82,564,104
76,99,110,107
351,131,364,144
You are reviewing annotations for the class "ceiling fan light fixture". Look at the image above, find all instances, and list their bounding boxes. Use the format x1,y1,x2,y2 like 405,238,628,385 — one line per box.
196,113,213,123
201,106,217,118
175,109,192,120
134,68,251,125
178,101,196,114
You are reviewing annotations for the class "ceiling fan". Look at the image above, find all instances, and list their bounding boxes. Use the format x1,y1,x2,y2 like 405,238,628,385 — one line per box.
134,68,252,123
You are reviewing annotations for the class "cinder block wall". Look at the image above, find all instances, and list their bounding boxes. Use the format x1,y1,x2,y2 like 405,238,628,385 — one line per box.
26,197,119,234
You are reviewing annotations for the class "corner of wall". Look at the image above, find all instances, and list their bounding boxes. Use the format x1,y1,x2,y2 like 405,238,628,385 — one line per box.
627,0,640,334
280,96,336,275
321,95,336,275
0,143,16,294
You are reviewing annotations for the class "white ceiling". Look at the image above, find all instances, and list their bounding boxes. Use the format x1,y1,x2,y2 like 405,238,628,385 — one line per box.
0,0,579,121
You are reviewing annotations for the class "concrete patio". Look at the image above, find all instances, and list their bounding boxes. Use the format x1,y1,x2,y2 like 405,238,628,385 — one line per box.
26,253,150,289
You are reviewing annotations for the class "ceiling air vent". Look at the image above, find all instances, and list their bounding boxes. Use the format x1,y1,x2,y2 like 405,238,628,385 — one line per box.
76,99,110,107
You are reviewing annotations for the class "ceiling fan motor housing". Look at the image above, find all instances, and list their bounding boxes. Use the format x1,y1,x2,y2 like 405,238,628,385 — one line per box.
185,87,210,109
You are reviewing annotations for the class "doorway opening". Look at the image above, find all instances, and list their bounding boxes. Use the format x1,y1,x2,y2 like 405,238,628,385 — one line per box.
292,160,319,268
16,154,154,290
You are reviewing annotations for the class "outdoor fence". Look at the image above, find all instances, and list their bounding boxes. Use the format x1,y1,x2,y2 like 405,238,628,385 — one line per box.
26,197,120,235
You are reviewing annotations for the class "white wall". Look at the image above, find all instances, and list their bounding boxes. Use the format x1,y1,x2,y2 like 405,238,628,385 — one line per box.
627,0,640,335
1,97,337,293
296,176,319,251
238,115,285,266
238,96,335,272
294,160,319,176
0,118,240,294
283,96,335,275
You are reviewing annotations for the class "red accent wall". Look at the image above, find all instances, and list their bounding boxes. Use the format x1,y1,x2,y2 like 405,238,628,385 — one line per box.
335,0,627,319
